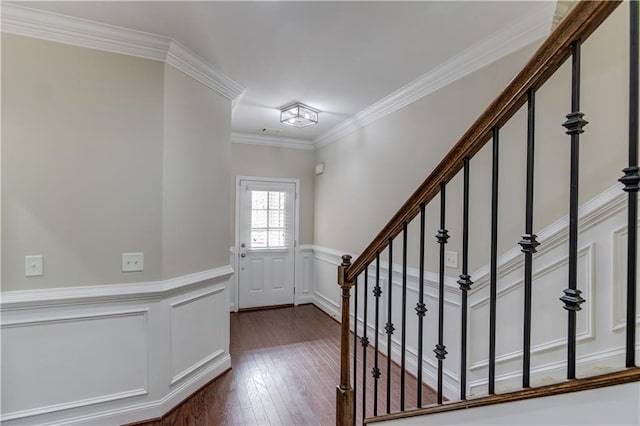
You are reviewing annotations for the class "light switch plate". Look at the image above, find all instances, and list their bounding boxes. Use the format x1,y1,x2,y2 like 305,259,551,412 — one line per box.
25,255,44,277
122,252,144,272
445,251,458,269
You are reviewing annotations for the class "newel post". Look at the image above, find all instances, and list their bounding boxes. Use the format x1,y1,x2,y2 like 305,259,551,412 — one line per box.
336,254,355,426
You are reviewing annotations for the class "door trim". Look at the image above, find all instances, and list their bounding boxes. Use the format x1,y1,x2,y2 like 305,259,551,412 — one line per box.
234,176,300,312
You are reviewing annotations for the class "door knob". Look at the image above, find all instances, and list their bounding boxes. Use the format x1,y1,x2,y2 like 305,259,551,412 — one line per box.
241,253,246,258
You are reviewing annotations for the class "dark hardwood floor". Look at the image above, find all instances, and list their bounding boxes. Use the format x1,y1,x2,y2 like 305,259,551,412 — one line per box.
134,305,437,426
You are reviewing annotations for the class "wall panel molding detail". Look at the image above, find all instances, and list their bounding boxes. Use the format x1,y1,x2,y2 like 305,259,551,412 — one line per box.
306,184,637,399
611,223,640,331
0,3,244,100
169,286,227,386
469,244,595,371
0,269,232,425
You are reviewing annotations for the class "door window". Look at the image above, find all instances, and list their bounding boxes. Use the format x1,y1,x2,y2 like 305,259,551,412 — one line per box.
249,190,288,248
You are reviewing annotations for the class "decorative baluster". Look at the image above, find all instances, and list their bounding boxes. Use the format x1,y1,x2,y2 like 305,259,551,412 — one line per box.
386,238,394,414
337,255,355,426
353,272,359,425
520,90,540,388
457,158,473,400
361,270,369,420
416,203,428,408
620,0,639,369
489,126,499,395
434,183,449,405
561,42,587,380
400,223,408,411
372,254,382,416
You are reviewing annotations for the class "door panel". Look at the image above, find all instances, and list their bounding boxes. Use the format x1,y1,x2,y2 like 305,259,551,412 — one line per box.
238,180,296,309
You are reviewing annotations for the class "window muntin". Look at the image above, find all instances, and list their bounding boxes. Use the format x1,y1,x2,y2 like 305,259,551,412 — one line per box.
249,190,288,248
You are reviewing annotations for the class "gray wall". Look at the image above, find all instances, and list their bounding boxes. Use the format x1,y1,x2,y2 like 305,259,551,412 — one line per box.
230,143,315,245
1,34,233,290
162,65,231,279
2,35,164,290
313,4,629,276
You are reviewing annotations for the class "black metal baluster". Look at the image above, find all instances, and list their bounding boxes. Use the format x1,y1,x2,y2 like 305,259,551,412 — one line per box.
416,203,428,408
489,126,499,395
361,270,369,420
372,254,382,416
519,90,540,388
400,223,408,411
435,183,449,405
458,158,473,400
561,42,587,380
353,273,359,425
386,238,394,414
620,0,639,369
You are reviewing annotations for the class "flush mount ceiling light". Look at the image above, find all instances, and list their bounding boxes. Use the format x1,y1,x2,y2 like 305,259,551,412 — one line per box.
280,103,319,128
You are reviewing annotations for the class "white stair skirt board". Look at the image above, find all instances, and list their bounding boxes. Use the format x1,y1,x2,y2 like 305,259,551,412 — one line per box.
0,266,232,426
373,380,640,425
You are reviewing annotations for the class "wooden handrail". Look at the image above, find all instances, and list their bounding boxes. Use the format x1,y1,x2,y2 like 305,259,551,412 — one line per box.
346,0,621,283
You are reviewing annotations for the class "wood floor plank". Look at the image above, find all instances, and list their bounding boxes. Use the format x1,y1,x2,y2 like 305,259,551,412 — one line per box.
132,305,438,426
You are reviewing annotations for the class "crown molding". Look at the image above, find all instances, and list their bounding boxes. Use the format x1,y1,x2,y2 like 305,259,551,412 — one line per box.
232,132,314,151
1,3,244,100
312,3,555,149
165,40,245,100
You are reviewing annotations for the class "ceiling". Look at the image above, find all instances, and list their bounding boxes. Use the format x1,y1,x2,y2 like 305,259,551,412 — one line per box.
12,1,555,144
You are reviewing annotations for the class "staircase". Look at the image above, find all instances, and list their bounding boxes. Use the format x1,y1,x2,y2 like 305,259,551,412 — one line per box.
335,1,640,425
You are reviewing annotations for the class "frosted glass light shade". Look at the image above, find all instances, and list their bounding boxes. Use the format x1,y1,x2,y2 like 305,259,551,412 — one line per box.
280,103,319,128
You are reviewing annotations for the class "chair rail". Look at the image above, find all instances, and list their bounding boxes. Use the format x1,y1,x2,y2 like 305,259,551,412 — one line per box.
346,0,621,283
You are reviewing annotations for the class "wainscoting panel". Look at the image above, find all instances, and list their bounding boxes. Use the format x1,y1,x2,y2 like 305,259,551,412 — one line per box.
296,245,315,304
611,224,640,332
169,286,227,386
1,309,149,421
308,184,640,401
0,266,232,426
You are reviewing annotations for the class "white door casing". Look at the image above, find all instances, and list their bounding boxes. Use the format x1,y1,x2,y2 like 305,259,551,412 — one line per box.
236,178,298,309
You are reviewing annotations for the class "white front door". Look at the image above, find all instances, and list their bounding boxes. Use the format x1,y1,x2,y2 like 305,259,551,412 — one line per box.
237,179,296,309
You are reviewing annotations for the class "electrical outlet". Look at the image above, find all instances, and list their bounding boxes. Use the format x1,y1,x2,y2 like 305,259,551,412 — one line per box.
122,252,144,272
445,251,458,269
25,255,44,277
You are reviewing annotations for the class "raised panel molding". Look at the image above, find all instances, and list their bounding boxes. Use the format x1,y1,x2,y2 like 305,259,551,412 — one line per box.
469,184,625,296
0,3,244,100
169,286,227,386
1,310,149,422
611,223,640,331
307,184,635,399
469,244,595,371
0,268,232,426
